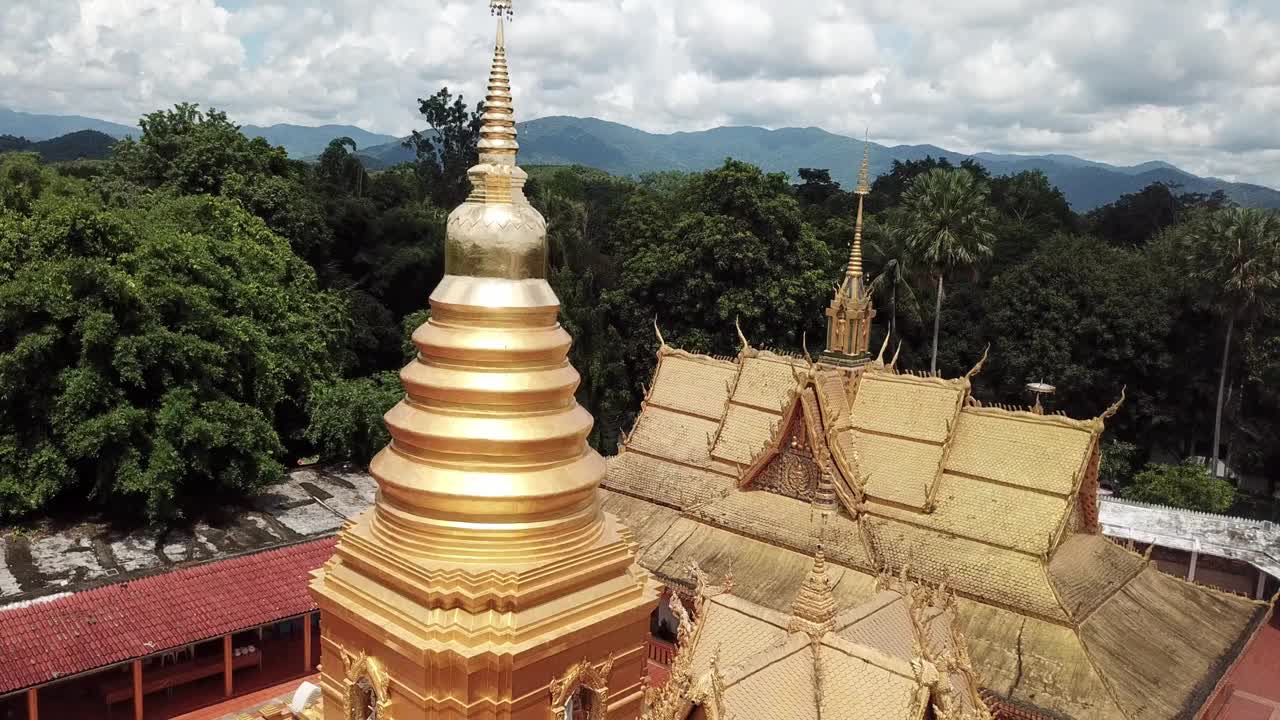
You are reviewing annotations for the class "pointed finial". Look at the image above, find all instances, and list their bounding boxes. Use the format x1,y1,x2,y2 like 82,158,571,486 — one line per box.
874,333,890,366
735,316,751,354
855,133,871,196
489,0,513,19
653,316,667,348
965,344,990,380
844,136,871,288
889,341,902,370
478,1,518,166
1101,386,1127,421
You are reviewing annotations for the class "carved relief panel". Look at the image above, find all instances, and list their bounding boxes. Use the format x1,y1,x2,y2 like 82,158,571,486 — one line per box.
753,414,818,502
341,650,393,720
549,656,613,720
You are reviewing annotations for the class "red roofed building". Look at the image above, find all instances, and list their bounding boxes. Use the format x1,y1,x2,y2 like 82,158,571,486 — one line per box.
0,538,334,720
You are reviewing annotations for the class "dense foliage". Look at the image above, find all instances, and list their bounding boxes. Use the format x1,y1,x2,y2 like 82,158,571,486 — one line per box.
1121,461,1237,514
3,95,1280,521
0,155,346,518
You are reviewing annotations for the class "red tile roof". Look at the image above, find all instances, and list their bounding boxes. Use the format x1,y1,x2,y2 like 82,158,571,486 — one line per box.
0,538,335,695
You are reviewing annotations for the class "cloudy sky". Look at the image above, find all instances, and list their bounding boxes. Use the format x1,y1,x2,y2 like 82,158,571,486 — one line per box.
3,0,1279,185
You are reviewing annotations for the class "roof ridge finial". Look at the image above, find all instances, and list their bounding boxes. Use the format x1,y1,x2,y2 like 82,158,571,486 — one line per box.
479,0,518,166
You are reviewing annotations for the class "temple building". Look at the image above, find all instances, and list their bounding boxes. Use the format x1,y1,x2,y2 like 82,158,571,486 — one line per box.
300,1,658,717
7,3,1276,720
600,157,1272,717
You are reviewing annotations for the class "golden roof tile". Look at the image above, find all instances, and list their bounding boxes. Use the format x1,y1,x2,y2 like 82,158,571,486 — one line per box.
1046,533,1146,620
689,490,876,572
853,431,940,508
849,372,963,444
712,403,783,465
732,355,805,412
835,592,917,662
626,405,723,469
865,518,1068,622
604,452,735,509
946,409,1095,495
648,351,738,421
867,473,1071,556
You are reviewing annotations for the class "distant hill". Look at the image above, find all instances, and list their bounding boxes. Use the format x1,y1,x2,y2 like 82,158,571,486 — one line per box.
0,130,116,161
0,108,136,141
240,124,399,160
352,116,1280,211
5,109,1278,211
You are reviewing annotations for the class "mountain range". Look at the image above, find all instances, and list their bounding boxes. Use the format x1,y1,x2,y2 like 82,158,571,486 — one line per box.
3,108,1277,211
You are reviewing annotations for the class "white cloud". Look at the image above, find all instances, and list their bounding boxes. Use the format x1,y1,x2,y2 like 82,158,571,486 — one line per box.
1,0,1278,185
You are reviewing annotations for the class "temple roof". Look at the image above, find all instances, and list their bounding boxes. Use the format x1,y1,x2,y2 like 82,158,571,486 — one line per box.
606,343,1269,720
651,558,990,720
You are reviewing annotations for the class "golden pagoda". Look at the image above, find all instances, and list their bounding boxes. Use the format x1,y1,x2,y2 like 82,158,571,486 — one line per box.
821,140,876,366
307,2,658,717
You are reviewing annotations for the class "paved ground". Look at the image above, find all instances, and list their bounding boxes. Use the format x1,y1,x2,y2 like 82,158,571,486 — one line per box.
0,465,376,607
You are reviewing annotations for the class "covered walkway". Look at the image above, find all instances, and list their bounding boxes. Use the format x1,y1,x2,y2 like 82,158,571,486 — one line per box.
0,539,333,720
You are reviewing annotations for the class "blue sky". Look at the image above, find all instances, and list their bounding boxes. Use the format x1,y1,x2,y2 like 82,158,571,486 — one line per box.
2,0,1279,186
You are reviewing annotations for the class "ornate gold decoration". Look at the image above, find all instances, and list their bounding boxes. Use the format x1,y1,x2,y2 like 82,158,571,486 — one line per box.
788,549,837,638
823,139,876,358
340,650,393,720
308,5,656,719
964,345,989,380
549,656,614,720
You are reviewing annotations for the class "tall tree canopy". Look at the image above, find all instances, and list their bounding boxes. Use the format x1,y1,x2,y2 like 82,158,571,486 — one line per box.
408,87,483,209
0,158,347,519
899,167,997,374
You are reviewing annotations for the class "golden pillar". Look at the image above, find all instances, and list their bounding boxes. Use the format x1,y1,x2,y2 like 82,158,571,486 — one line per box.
309,4,658,718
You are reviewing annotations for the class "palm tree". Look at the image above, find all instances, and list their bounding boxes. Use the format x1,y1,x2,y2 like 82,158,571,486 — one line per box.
900,168,997,374
866,212,922,344
1187,208,1280,478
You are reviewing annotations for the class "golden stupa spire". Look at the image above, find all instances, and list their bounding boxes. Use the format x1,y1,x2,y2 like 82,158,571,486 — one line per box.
308,4,656,716
846,136,872,292
478,1,517,166
821,135,877,361
788,548,838,638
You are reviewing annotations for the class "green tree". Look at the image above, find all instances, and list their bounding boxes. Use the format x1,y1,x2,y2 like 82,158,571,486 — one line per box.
113,103,287,194
866,211,922,344
1121,460,1236,514
987,170,1076,271
610,160,831,357
316,137,370,196
899,168,997,374
305,310,427,464
408,87,483,209
0,167,347,519
112,104,332,265
983,236,1171,439
1184,208,1280,477
1099,439,1141,491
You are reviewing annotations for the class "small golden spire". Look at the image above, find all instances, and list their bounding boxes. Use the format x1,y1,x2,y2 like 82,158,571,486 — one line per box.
855,132,872,195
846,137,872,286
478,7,517,165
788,547,837,638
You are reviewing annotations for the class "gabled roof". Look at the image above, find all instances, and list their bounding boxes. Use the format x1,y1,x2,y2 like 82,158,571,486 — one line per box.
0,538,334,695
605,343,1269,720
657,559,990,720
